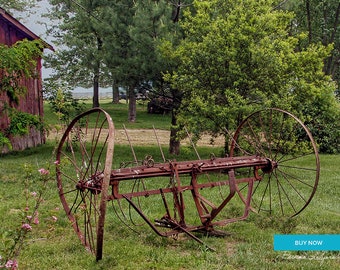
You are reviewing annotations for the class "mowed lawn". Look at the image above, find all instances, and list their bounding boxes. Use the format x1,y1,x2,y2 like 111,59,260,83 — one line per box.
0,101,339,269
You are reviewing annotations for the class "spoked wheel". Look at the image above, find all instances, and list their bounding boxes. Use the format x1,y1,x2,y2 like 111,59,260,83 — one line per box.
229,108,320,217
56,108,114,260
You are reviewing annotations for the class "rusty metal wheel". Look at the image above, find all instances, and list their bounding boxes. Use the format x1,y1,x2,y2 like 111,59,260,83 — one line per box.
229,108,320,217
56,108,114,260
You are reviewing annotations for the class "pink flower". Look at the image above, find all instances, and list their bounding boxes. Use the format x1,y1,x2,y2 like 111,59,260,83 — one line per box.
33,217,39,225
21,223,32,231
31,211,39,224
27,215,32,221
38,168,49,175
5,259,18,269
52,216,58,222
54,160,60,165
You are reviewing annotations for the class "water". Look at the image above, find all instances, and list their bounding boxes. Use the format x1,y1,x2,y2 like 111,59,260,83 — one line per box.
72,87,112,99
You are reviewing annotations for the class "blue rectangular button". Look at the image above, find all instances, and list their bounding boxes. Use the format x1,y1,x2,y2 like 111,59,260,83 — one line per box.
274,234,340,251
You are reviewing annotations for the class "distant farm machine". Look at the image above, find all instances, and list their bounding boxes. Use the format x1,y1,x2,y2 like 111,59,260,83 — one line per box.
55,108,319,260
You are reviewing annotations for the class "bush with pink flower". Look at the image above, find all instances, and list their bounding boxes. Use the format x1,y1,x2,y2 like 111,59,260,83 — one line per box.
0,163,54,269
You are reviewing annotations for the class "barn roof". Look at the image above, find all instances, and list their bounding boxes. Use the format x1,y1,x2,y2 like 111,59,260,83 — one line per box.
0,7,54,50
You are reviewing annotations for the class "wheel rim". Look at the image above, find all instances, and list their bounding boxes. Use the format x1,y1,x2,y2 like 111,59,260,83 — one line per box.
229,108,320,217
56,108,114,259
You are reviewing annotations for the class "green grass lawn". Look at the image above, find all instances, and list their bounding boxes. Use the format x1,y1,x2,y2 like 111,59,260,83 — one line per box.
0,102,339,269
44,99,172,130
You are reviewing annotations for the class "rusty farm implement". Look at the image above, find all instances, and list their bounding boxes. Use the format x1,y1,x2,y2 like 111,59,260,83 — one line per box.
55,108,320,260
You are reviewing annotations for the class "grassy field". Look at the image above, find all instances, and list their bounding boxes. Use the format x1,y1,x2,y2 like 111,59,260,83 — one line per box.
43,99,172,130
0,102,339,269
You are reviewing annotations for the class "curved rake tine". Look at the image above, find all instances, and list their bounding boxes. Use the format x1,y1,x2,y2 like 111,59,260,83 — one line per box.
224,127,252,156
184,126,201,160
153,125,166,162
123,125,146,212
123,124,138,165
111,200,141,234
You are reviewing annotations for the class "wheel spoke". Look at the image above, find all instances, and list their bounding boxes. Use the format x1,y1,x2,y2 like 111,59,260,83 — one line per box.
245,120,266,156
279,164,317,173
278,151,315,163
257,175,271,214
276,169,308,203
277,167,315,189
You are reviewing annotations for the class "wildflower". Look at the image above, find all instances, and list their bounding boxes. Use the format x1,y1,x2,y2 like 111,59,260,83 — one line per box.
5,259,18,269
38,168,49,175
33,216,39,225
24,207,29,212
27,215,32,221
30,191,37,197
52,216,58,222
54,160,60,165
21,223,32,231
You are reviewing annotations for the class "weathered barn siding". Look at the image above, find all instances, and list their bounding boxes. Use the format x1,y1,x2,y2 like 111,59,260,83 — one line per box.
0,7,52,152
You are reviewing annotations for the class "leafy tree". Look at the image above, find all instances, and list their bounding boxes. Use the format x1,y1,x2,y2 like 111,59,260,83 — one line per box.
101,0,144,121
0,0,36,12
162,0,339,153
128,0,173,122
155,1,193,155
101,0,173,122
282,0,340,87
45,0,174,122
279,0,340,153
44,0,111,108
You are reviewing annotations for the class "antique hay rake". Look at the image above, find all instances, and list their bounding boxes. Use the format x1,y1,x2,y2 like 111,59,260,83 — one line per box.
55,108,320,260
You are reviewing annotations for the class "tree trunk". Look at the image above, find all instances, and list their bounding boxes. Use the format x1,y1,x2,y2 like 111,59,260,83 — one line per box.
169,110,180,155
128,86,136,122
93,72,100,108
112,81,120,104
93,36,102,108
324,3,340,76
306,0,312,44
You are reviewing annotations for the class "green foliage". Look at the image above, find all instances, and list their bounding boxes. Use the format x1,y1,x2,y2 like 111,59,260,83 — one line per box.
0,39,44,104
0,132,12,150
0,39,45,152
46,87,85,124
162,0,339,153
0,0,35,12
7,110,43,136
282,0,340,86
303,93,340,154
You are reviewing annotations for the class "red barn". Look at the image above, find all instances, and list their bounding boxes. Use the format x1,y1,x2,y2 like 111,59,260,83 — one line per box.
0,7,53,152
